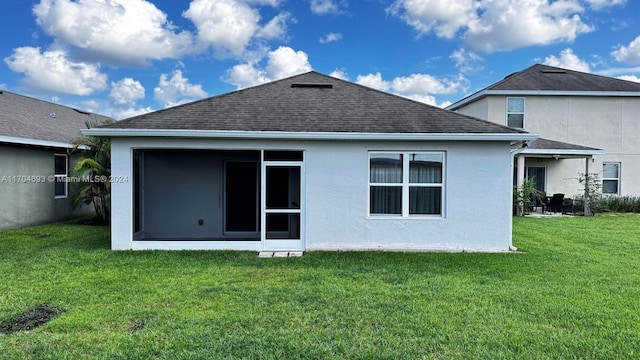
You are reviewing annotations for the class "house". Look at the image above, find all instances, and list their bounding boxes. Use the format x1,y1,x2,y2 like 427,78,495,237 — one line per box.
447,64,640,200
0,90,112,230
86,71,535,252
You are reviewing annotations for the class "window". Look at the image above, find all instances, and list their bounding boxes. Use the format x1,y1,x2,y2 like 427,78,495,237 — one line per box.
369,152,443,216
602,162,620,195
54,154,68,198
507,97,525,128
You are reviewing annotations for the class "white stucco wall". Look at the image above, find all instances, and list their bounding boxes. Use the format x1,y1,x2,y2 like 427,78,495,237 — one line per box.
110,137,515,252
457,95,640,195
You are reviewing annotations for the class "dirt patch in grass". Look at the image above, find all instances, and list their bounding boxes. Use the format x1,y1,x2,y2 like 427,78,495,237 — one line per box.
129,319,147,333
0,303,66,334
31,233,53,239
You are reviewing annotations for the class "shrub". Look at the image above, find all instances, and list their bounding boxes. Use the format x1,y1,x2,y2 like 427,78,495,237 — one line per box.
598,195,640,213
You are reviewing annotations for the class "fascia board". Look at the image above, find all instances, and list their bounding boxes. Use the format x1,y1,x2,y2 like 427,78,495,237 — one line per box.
0,135,88,150
83,128,538,142
522,148,605,156
447,89,640,110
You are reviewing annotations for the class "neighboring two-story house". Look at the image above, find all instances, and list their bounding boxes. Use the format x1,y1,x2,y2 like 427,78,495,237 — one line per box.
0,90,112,230
447,64,640,199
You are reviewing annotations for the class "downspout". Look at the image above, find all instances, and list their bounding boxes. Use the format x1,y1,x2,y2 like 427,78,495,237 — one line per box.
509,141,529,251
511,141,529,215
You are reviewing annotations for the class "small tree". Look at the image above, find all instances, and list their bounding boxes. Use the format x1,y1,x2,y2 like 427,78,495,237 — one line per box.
576,172,602,216
71,121,112,225
514,179,544,216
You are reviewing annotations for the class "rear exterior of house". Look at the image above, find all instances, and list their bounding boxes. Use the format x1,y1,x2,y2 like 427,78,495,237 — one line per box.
0,90,112,230
447,64,640,198
88,72,535,252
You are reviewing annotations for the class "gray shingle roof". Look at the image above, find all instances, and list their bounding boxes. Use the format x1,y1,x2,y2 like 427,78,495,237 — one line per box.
103,71,526,135
0,90,112,146
488,64,640,92
527,138,601,151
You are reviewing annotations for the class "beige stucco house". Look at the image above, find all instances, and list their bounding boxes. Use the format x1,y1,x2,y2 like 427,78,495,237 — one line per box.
447,64,640,200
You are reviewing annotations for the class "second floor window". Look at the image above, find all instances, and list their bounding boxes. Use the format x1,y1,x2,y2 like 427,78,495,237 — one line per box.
507,97,525,128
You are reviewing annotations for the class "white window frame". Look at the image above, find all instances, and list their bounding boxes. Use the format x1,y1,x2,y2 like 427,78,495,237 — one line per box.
54,154,68,198
368,151,445,218
602,162,621,195
506,97,525,129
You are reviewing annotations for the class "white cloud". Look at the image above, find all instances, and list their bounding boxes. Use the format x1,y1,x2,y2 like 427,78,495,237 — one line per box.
392,73,464,95
184,0,290,57
617,75,640,83
356,73,391,92
390,0,594,53
257,12,291,40
266,47,313,79
224,63,271,89
244,0,282,5
329,69,349,80
310,0,342,15
356,71,465,106
583,0,625,10
449,48,483,73
107,78,154,119
4,47,107,95
320,33,343,43
388,0,477,39
464,0,593,53
33,0,196,66
110,78,145,106
543,48,590,72
112,107,154,120
225,46,312,88
612,35,640,65
595,65,640,77
153,70,207,108
184,0,259,56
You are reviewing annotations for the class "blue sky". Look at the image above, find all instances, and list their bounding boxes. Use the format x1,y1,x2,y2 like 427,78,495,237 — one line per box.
1,0,640,119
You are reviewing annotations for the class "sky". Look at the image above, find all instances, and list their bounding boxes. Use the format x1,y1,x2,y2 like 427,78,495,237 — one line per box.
1,0,640,120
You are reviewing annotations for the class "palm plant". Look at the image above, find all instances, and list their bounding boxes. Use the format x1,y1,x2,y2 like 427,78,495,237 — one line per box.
71,121,112,225
514,179,544,216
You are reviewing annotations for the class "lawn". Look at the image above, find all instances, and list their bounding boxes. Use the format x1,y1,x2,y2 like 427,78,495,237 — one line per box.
1,215,639,359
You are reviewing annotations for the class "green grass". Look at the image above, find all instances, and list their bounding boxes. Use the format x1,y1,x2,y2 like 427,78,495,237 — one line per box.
1,215,639,359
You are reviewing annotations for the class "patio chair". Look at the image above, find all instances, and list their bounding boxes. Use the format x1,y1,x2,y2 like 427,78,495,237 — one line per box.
562,198,574,215
549,193,564,213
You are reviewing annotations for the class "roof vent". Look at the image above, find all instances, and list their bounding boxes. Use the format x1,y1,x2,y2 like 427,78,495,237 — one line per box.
73,108,90,115
541,69,566,74
49,112,57,118
291,83,333,89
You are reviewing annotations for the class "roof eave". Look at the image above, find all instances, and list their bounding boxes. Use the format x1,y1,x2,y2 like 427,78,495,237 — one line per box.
83,128,537,142
0,135,88,150
447,89,640,110
521,148,605,157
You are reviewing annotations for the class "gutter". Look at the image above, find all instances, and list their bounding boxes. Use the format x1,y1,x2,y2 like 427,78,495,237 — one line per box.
508,137,538,252
82,128,537,142
521,148,605,157
0,135,89,150
447,90,640,111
